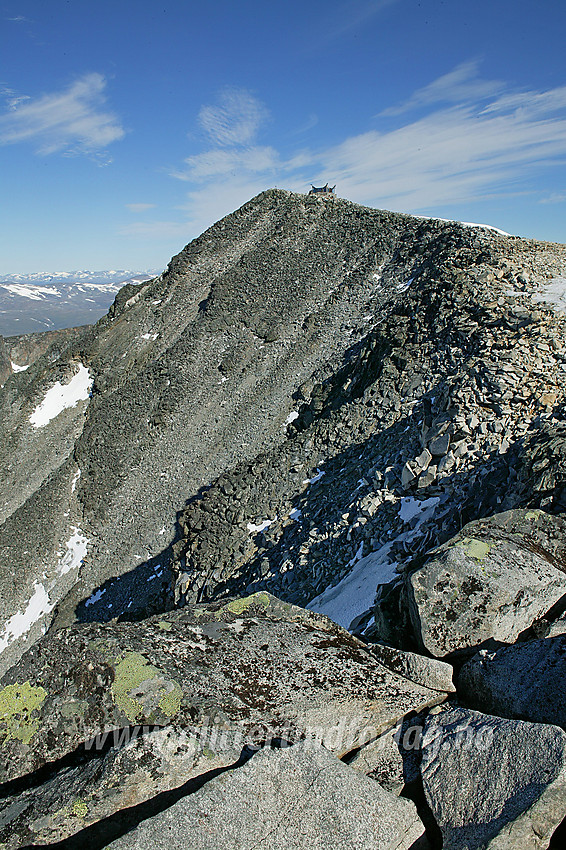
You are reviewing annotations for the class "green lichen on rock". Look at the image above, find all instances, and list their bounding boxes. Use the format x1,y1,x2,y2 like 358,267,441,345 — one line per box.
158,621,173,631
224,592,272,615
0,681,47,745
459,538,493,561
71,799,89,817
111,651,182,722
158,681,183,717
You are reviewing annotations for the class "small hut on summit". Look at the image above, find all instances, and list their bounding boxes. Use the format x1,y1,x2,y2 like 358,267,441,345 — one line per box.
308,183,336,195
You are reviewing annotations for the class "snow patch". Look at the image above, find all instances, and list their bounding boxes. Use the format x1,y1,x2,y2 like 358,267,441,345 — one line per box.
303,468,325,485
2,284,61,300
307,496,442,630
29,364,93,428
348,542,364,567
85,588,106,607
141,333,159,341
307,543,396,630
460,221,511,236
247,518,274,534
57,527,88,575
11,361,29,372
71,469,81,492
285,410,299,425
399,496,440,524
532,278,566,313
289,508,302,521
415,214,510,236
0,582,54,654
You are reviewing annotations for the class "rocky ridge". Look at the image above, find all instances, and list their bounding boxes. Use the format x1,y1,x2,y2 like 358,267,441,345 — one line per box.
0,189,566,847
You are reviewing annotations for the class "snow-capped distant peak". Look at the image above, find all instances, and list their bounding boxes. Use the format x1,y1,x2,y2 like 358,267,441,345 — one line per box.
2,284,62,300
0,269,159,287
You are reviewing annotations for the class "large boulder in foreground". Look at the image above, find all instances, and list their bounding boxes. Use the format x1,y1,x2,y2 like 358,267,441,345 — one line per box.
407,510,566,658
421,706,566,849
458,635,566,730
0,593,447,788
107,741,425,850
0,725,244,850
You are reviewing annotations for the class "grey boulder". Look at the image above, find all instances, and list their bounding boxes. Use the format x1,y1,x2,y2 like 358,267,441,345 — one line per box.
421,705,566,849
369,642,456,693
107,741,426,850
458,635,566,730
407,510,566,657
0,592,446,785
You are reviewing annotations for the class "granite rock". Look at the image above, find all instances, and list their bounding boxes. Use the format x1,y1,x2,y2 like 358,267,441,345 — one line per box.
458,635,566,730
106,741,425,850
407,510,566,658
421,706,566,849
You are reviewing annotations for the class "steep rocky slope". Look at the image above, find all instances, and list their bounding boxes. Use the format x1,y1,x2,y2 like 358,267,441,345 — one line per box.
1,189,566,674
1,190,566,848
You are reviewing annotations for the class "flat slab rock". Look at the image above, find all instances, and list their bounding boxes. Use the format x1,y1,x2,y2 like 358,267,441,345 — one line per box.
107,741,425,850
0,593,446,788
407,509,566,658
458,635,566,730
0,725,243,849
368,642,456,693
421,705,566,849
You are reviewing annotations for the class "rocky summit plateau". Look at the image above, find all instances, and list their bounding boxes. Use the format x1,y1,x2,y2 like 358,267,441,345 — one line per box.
0,188,565,848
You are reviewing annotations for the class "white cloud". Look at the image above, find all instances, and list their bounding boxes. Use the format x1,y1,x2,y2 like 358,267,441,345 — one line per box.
314,85,566,211
173,146,281,181
540,193,566,204
198,87,269,146
149,68,566,249
126,203,156,212
381,60,505,116
0,73,125,155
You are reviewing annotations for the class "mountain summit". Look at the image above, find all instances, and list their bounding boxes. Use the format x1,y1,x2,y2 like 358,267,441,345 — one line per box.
1,188,566,674
1,189,566,847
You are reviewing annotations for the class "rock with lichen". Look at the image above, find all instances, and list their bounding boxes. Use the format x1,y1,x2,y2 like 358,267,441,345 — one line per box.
406,509,566,658
0,592,448,848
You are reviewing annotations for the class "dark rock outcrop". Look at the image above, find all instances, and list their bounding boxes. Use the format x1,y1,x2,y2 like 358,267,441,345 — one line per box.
0,335,11,386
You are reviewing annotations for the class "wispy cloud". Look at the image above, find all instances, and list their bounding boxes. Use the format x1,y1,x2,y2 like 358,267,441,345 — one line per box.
198,87,269,146
173,146,282,181
145,67,566,243
0,73,125,156
540,193,566,205
322,0,400,43
126,203,156,212
381,60,505,116
316,84,566,210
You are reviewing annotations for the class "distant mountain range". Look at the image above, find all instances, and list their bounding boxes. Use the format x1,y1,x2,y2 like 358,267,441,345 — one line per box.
0,269,160,336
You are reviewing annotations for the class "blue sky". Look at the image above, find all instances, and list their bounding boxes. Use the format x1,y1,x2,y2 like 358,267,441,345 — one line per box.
1,0,566,273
